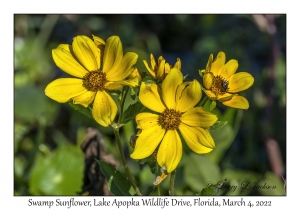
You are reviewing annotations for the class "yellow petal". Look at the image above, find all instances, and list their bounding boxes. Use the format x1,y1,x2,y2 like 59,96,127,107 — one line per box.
136,112,159,129
150,54,157,70
143,59,156,78
72,35,100,71
211,51,225,76
105,76,139,90
72,90,96,107
179,124,215,153
176,80,201,112
106,52,138,81
203,89,217,101
217,92,234,102
128,68,142,83
139,82,166,113
206,54,213,72
221,59,238,80
181,107,218,128
203,72,214,89
92,34,105,49
130,125,165,159
162,68,183,109
222,95,249,109
45,78,86,103
174,58,181,70
52,44,87,78
156,58,166,81
157,130,182,173
228,72,254,93
92,91,117,127
102,36,123,74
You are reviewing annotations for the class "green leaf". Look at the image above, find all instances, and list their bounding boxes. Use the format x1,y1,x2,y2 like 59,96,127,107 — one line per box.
68,102,92,119
130,87,138,100
29,145,84,195
209,100,216,111
184,153,221,192
120,101,145,125
209,121,228,131
96,160,133,196
200,184,217,196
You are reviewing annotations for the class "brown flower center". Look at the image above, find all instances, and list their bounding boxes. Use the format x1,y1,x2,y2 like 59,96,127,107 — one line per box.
211,75,229,96
82,70,107,92
158,109,182,130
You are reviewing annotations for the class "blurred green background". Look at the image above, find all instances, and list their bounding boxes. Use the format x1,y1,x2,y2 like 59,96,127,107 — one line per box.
14,14,286,196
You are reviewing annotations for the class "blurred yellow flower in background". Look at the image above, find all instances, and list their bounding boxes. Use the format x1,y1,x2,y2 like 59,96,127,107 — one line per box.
201,51,254,109
143,54,181,81
130,68,217,175
45,35,139,127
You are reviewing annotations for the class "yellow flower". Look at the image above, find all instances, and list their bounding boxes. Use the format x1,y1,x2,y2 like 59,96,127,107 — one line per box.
201,52,254,109
45,35,139,127
143,54,181,81
130,68,217,174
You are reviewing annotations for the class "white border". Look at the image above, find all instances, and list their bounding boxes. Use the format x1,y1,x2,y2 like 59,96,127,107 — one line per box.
5,1,297,209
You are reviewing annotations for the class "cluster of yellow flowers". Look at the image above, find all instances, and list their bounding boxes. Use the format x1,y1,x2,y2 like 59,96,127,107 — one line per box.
45,35,254,181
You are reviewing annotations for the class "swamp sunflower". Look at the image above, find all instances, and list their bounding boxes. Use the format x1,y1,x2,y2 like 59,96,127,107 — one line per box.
45,35,139,127
130,68,217,175
143,54,181,81
201,51,254,109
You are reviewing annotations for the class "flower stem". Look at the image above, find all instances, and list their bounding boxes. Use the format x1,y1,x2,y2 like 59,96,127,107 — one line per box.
169,170,176,196
118,86,129,125
198,95,209,107
113,127,142,196
157,163,161,196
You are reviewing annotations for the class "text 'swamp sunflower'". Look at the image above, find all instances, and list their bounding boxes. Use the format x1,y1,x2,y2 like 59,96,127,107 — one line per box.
201,51,254,109
130,68,217,178
45,35,139,127
143,54,181,81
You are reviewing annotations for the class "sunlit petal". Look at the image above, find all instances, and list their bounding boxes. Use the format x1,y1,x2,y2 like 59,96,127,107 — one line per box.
211,51,225,75
72,90,96,107
162,68,183,109
181,107,218,128
179,124,215,154
203,89,217,101
217,92,234,102
220,59,238,79
136,113,159,129
203,72,214,89
176,80,202,112
92,91,117,127
106,52,138,81
72,35,100,71
143,59,156,78
105,76,139,90
102,36,123,74
228,72,254,93
222,95,249,109
157,130,182,173
52,44,87,78
130,125,165,159
139,82,166,113
45,78,86,103
173,58,181,70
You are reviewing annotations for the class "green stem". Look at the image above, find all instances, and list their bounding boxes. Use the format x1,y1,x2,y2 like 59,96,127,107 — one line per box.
157,163,161,196
198,95,209,107
169,170,176,196
113,127,142,196
118,87,129,124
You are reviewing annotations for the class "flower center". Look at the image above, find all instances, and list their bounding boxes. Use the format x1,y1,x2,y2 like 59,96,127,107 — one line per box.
211,75,229,96
82,70,107,92
158,109,182,130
